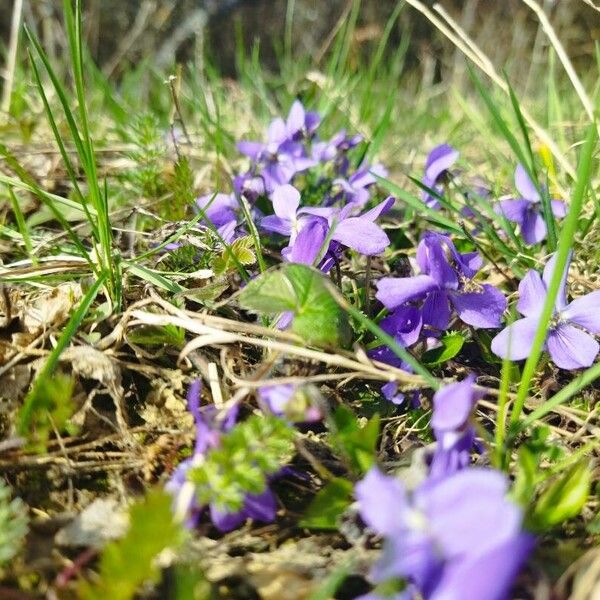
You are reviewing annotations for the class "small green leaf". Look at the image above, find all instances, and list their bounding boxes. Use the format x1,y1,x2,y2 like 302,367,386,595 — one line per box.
237,269,296,313
532,462,591,529
238,264,351,347
299,478,353,530
422,332,465,366
330,406,380,474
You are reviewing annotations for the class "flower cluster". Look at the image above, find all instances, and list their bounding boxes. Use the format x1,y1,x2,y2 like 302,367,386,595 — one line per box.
197,100,393,269
356,378,534,600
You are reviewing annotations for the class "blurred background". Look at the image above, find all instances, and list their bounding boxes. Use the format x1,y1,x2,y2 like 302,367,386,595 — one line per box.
1,0,598,88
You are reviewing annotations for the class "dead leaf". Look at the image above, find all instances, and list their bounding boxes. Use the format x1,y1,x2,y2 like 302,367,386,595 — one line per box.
21,283,82,335
55,498,128,548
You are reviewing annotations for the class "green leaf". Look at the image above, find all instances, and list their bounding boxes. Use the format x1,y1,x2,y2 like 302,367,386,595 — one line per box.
299,478,353,530
330,406,380,474
237,269,296,313
238,264,351,348
422,332,465,366
79,489,184,600
532,462,591,529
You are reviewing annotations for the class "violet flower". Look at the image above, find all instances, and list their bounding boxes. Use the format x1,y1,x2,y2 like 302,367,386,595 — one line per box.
195,192,240,244
491,253,600,369
497,164,566,245
356,467,533,600
261,185,393,263
421,144,459,209
237,105,315,191
376,232,506,332
428,375,484,481
258,384,322,422
166,381,277,532
333,163,388,207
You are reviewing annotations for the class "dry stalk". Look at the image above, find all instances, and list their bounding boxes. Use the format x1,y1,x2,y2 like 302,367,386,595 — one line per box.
404,0,576,180
1,0,24,116
520,0,595,122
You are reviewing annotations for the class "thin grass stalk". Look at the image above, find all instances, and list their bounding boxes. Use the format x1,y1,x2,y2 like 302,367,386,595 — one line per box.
520,0,595,122
404,0,576,179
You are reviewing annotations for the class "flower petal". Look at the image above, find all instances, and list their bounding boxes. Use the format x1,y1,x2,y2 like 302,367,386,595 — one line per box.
551,199,567,218
286,100,305,135
425,144,459,182
237,141,263,160
514,164,540,202
271,184,301,221
542,251,571,311
376,275,438,309
491,317,540,361
521,208,547,245
355,468,408,536
422,290,451,331
517,270,547,318
288,218,328,265
261,215,293,236
431,534,534,600
416,233,458,289
431,375,478,433
562,290,600,334
332,218,390,255
450,284,506,328
497,198,528,225
547,324,599,370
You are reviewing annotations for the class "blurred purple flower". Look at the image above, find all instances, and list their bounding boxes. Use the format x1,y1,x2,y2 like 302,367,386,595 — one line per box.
355,466,533,600
285,99,320,141
491,253,600,369
376,232,506,332
258,384,322,422
497,164,566,245
237,104,316,191
195,192,240,243
333,163,388,207
166,381,277,532
422,144,459,209
429,375,484,480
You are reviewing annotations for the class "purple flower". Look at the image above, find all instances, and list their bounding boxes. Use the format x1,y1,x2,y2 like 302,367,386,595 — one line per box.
261,185,393,264
422,144,459,209
429,375,484,480
312,129,363,164
196,192,240,243
497,164,566,245
166,381,277,532
376,232,506,332
333,163,388,207
285,99,320,141
355,467,533,600
258,384,322,422
491,253,600,369
237,105,316,191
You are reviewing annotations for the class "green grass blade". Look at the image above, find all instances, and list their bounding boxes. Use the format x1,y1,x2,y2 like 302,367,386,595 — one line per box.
509,122,597,430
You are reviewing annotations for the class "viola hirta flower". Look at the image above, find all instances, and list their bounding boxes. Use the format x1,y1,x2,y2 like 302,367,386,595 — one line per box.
497,164,566,245
421,144,459,209
261,184,393,265
376,232,506,332
237,101,316,191
355,467,533,600
491,253,600,369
